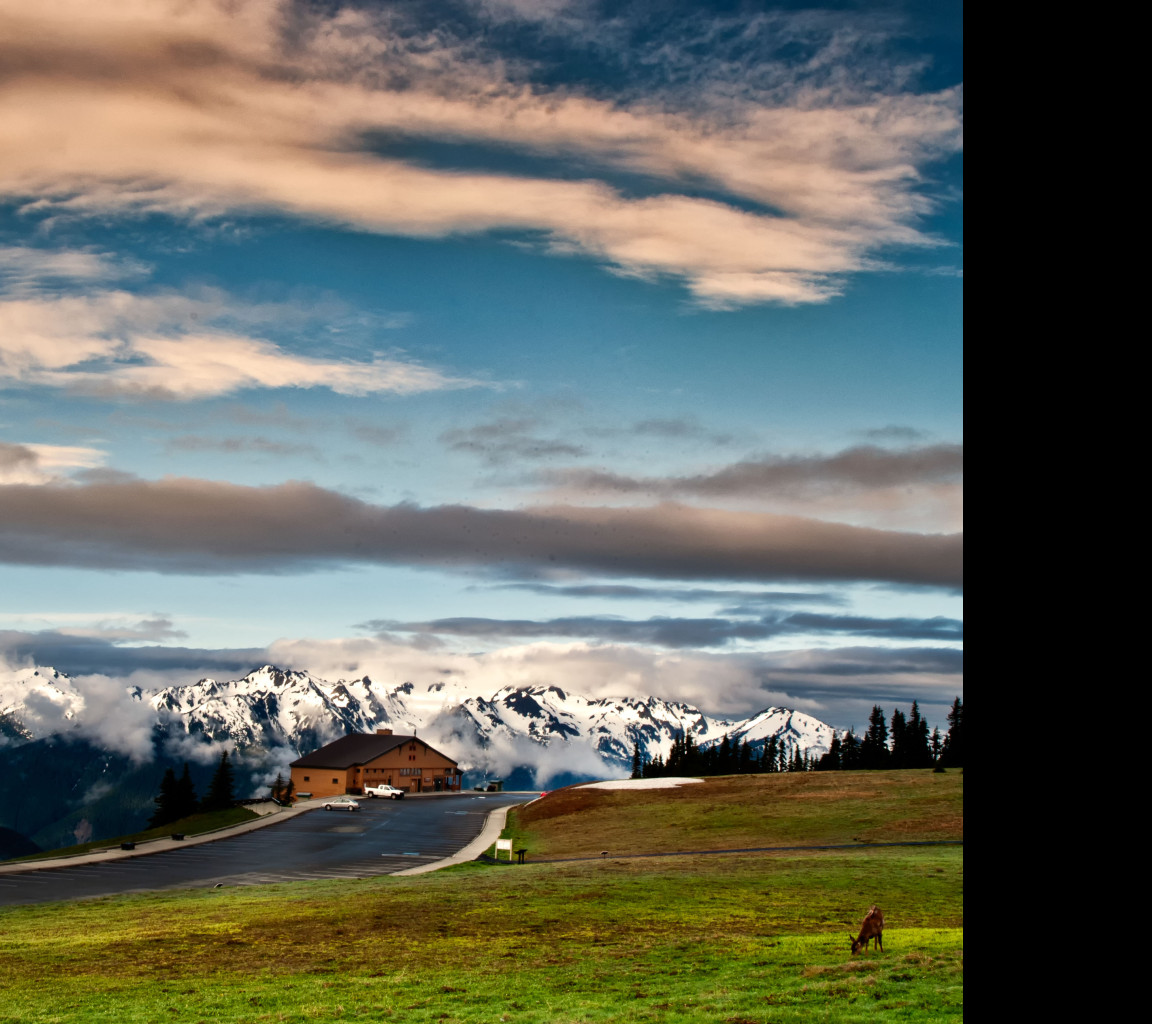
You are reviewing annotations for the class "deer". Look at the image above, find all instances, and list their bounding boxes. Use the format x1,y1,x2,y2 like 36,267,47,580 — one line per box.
849,905,884,954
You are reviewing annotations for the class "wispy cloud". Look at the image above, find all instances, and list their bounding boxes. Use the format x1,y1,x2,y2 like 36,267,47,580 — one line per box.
0,1,961,308
0,288,485,400
165,435,324,459
362,611,963,648
0,245,149,295
490,583,846,607
538,443,963,496
440,417,588,465
531,442,963,530
858,425,932,442
0,441,106,484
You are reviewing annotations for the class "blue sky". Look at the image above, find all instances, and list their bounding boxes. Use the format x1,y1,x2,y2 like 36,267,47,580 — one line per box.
0,0,962,731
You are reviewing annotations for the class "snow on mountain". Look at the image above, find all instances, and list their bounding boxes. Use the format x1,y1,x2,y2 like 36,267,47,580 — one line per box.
1,663,835,783
721,707,837,759
0,665,95,743
435,684,733,763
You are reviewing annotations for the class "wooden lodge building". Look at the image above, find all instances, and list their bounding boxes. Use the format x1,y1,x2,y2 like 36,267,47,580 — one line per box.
289,729,462,798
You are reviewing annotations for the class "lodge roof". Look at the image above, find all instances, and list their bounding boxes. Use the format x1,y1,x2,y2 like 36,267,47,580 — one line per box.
289,732,458,769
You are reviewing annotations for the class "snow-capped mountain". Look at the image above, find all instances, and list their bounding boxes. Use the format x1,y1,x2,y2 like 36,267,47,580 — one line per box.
1,663,834,784
148,665,418,756
721,706,837,759
433,684,732,767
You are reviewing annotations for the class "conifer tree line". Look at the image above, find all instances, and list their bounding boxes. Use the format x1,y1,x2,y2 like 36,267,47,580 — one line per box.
147,750,238,828
816,697,963,771
629,697,963,779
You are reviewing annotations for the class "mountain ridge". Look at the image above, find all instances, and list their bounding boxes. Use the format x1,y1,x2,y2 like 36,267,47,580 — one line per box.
2,662,836,779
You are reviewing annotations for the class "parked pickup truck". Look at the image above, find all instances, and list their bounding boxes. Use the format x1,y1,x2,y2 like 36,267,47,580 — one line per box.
362,783,405,799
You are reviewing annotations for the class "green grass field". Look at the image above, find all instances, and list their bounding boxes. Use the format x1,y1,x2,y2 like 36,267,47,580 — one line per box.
507,770,963,858
0,772,962,1023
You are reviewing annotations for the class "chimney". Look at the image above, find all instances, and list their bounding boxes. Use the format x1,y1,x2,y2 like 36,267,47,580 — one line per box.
376,728,393,735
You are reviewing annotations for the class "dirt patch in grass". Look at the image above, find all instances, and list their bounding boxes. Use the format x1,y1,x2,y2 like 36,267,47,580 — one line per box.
802,960,876,977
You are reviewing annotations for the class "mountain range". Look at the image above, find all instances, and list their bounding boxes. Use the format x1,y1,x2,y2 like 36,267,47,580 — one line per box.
0,663,835,852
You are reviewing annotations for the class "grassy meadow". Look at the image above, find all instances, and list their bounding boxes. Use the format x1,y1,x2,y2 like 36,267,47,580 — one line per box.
509,770,963,858
0,772,962,1023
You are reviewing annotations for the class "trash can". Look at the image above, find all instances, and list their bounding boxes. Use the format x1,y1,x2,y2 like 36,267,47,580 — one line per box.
120,842,136,850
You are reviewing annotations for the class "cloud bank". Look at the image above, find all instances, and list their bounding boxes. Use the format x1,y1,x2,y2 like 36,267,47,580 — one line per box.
0,476,962,587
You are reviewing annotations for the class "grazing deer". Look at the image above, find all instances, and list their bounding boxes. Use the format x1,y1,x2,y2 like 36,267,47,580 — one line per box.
849,905,884,954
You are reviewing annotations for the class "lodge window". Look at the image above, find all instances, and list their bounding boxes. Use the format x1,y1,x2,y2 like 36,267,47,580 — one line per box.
332,778,338,784
303,776,310,782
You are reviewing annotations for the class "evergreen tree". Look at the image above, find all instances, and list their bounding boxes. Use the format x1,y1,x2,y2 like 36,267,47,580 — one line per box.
630,739,644,780
909,702,933,768
889,708,908,769
701,739,715,775
269,772,296,804
840,728,861,769
860,705,889,769
684,731,701,774
202,750,237,812
940,696,964,767
173,762,200,819
816,732,842,771
717,734,732,773
930,727,943,764
148,767,179,828
762,735,779,773
269,772,294,803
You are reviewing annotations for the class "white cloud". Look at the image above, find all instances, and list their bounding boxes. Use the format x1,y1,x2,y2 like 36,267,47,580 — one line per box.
266,635,820,719
0,245,149,294
0,441,106,484
0,289,483,400
0,661,158,763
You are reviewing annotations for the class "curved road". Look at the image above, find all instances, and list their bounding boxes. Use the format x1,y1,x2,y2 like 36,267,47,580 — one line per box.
0,793,526,909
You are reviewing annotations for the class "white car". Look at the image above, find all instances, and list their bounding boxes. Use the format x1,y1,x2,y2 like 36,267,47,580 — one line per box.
363,784,406,800
323,797,361,812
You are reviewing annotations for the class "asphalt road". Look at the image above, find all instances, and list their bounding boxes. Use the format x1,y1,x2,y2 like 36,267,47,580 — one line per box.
0,792,526,908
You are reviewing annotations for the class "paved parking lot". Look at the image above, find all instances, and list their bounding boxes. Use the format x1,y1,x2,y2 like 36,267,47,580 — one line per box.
0,792,526,908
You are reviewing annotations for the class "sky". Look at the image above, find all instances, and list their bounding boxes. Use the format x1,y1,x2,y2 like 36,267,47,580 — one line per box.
0,0,962,733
